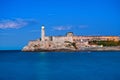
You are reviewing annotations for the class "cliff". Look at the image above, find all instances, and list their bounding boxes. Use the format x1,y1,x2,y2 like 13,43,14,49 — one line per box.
22,26,120,52
22,40,77,52
22,40,120,52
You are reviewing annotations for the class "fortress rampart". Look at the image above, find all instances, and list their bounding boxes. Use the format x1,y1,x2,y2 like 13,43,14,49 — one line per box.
22,25,120,51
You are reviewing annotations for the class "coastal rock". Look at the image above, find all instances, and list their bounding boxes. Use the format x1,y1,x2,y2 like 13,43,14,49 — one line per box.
22,26,120,52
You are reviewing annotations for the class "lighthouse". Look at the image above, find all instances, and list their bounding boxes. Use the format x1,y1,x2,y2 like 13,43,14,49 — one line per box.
41,25,45,41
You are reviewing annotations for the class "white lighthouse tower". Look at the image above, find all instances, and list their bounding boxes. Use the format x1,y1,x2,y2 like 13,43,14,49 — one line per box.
41,25,45,41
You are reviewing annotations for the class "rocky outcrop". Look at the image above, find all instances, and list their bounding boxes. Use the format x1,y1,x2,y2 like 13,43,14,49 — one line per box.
22,40,78,52
22,39,120,52
22,26,120,52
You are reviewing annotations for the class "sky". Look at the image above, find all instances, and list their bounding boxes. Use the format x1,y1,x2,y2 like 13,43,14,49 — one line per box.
0,0,120,50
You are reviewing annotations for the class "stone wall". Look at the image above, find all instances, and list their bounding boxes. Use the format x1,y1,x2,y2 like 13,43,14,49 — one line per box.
72,36,119,42
22,32,120,51
52,36,73,43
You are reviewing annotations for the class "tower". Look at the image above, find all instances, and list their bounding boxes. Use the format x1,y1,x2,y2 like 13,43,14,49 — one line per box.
41,25,45,41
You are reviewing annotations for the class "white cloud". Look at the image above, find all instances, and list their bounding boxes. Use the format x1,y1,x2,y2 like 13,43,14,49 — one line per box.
0,18,37,29
53,25,72,31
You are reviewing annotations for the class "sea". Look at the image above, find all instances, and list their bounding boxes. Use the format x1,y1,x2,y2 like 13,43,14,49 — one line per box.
0,51,120,80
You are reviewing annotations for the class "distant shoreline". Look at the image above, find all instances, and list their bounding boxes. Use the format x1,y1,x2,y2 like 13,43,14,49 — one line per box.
0,49,120,52
22,46,120,52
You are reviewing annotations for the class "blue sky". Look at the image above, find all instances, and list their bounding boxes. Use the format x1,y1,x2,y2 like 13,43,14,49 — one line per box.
0,0,120,50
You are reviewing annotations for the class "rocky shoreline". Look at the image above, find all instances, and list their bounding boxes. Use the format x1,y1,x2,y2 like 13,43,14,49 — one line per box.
22,46,120,52
80,46,120,51
22,26,120,52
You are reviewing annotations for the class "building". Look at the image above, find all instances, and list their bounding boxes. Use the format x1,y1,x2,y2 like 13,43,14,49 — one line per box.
22,25,120,51
41,26,119,42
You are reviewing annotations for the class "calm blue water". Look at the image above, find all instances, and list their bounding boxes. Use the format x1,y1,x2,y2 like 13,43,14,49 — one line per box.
0,51,120,80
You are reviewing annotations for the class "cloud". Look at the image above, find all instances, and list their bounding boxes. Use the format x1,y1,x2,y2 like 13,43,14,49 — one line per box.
53,25,72,31
0,18,37,29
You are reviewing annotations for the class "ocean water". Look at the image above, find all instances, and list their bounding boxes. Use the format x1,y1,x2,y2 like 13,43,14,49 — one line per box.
0,51,120,80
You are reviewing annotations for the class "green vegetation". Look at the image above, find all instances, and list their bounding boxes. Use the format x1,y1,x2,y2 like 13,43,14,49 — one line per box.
89,40,120,46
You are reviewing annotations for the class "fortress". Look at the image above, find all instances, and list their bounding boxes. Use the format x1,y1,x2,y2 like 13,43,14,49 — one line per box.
22,25,120,51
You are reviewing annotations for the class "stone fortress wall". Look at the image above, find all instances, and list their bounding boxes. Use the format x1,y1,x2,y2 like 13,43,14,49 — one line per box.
22,25,120,51
44,32,119,42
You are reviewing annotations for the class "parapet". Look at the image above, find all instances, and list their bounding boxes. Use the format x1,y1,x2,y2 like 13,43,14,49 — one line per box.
66,32,74,37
